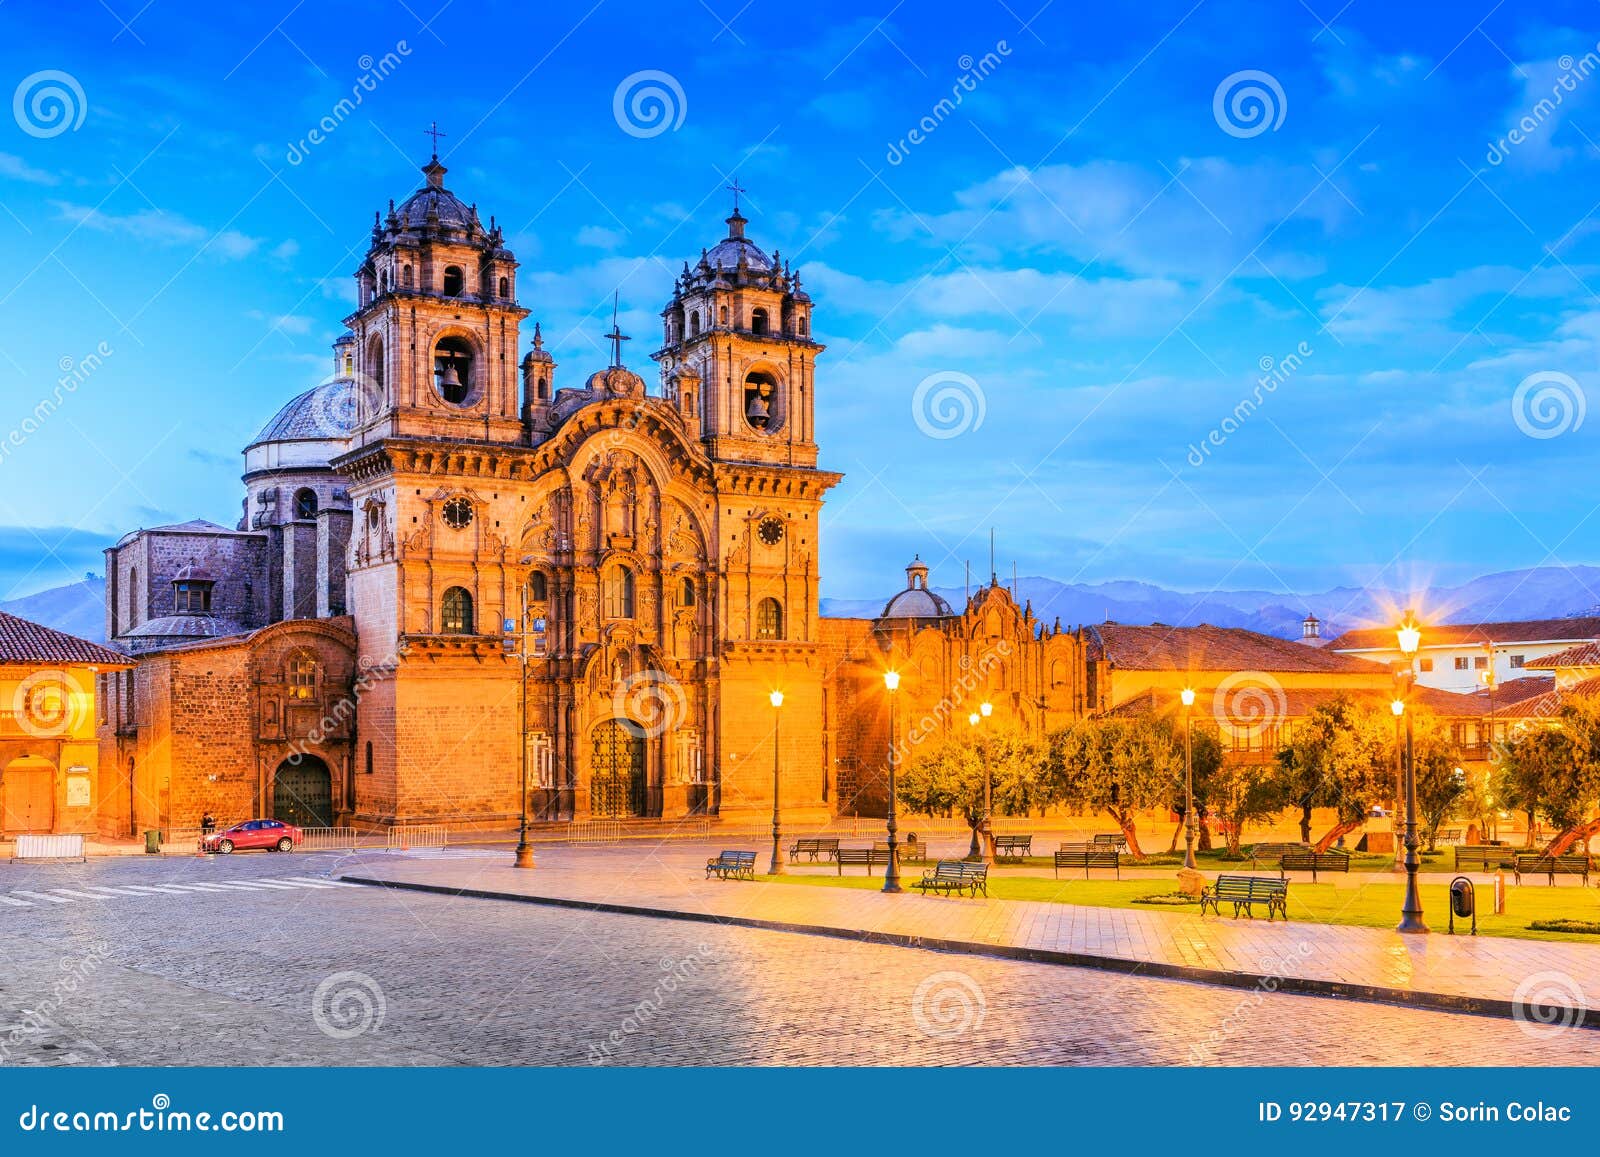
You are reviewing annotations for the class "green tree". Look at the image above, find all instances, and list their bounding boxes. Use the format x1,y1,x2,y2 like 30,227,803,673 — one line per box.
1206,757,1288,854
1497,726,1569,847
1276,697,1392,850
895,728,1047,856
1410,714,1467,852
1049,716,1181,859
1167,723,1225,852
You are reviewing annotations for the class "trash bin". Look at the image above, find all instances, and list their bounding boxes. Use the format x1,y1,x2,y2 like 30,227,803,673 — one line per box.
1451,877,1474,918
143,829,161,855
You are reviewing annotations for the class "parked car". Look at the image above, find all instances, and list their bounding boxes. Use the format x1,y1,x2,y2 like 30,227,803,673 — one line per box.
204,819,302,854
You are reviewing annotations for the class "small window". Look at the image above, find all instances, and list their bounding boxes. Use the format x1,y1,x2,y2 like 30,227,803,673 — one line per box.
288,655,316,700
528,572,548,602
689,310,700,336
442,265,465,297
402,264,413,287
442,586,474,634
498,276,510,298
294,488,317,520
1418,658,1434,672
604,566,635,619
681,577,695,607
174,581,213,613
719,305,728,325
756,597,783,640
365,741,374,776
537,375,548,400
1473,655,1488,670
1510,654,1525,668
798,316,808,336
751,307,768,334
1454,657,1469,671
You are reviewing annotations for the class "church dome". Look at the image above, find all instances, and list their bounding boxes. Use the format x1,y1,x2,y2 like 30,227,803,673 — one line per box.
395,180,475,231
122,614,245,653
879,556,954,620
247,378,360,447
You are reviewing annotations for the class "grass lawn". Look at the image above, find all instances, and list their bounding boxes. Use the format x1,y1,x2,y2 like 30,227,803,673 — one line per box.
996,848,1457,873
761,871,1600,943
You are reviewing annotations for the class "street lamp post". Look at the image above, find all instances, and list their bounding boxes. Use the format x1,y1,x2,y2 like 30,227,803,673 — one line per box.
966,700,995,863
1390,698,1405,871
883,670,903,893
769,689,785,876
1180,687,1196,870
1395,610,1428,933
510,556,538,870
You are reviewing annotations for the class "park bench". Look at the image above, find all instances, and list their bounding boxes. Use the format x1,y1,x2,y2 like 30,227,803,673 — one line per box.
914,860,989,898
1513,853,1592,886
1053,844,1120,879
1248,842,1308,870
1278,848,1350,882
789,837,839,862
1091,833,1129,852
836,846,891,874
1199,874,1290,920
705,850,757,881
1435,827,1464,846
876,839,929,864
1455,845,1520,872
993,834,1033,862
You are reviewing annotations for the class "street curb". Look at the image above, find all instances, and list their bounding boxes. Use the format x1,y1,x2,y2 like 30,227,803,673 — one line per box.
338,874,1598,1031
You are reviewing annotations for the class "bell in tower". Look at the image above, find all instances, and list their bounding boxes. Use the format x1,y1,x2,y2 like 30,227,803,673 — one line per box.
745,383,771,429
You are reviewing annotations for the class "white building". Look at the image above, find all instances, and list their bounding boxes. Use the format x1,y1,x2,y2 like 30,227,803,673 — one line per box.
1325,615,1600,694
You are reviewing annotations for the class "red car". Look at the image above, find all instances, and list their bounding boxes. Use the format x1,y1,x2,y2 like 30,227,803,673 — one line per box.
204,819,302,854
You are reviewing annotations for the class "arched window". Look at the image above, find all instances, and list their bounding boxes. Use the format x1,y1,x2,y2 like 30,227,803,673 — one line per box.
681,577,696,607
744,370,778,431
604,566,635,619
379,269,388,294
756,598,783,640
527,572,548,602
442,265,465,297
433,336,474,405
294,488,318,520
441,586,474,634
719,305,729,325
751,307,768,334
498,276,509,298
402,264,413,287
798,316,809,336
689,310,700,336
536,375,548,400
288,653,316,700
367,335,385,391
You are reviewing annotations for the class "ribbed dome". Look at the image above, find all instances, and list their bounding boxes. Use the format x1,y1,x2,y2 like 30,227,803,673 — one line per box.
705,235,773,273
395,183,474,230
248,379,360,446
124,615,243,642
881,587,954,619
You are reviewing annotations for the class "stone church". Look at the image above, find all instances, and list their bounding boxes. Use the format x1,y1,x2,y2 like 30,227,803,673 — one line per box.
98,153,1083,835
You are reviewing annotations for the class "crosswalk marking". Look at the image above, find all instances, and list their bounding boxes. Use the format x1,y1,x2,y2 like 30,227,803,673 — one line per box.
172,882,237,893
82,886,148,897
0,895,33,907
4,874,356,910
11,890,73,904
291,876,362,888
118,885,193,896
233,880,299,890
50,889,110,901
260,878,336,889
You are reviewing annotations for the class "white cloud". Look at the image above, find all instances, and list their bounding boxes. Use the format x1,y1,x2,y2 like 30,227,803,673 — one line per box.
576,225,624,250
51,202,263,261
0,153,58,185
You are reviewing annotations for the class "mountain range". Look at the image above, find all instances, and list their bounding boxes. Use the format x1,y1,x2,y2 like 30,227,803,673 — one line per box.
8,567,1600,645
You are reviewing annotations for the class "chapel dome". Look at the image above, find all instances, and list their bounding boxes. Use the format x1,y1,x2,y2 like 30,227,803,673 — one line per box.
879,556,954,620
247,378,360,448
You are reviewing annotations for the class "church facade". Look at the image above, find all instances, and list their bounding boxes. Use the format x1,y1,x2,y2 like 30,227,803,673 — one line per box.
97,154,1079,835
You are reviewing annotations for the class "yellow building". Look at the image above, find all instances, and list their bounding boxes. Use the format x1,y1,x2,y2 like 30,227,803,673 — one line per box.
1,611,130,835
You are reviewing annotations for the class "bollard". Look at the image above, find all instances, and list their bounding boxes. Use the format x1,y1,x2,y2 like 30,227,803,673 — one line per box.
1494,868,1507,914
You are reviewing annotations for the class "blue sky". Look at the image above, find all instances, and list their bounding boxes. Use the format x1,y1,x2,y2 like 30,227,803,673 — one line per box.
1,0,1598,606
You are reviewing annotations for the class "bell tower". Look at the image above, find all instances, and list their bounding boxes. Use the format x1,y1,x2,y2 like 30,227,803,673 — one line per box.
653,186,822,468
346,151,529,445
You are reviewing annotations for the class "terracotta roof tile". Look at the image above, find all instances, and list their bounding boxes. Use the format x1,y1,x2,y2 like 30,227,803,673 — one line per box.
0,611,129,667
1327,616,1600,651
1089,622,1388,674
1523,641,1600,670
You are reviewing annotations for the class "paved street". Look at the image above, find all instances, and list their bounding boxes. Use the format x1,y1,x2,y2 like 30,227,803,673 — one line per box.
2,849,1599,1067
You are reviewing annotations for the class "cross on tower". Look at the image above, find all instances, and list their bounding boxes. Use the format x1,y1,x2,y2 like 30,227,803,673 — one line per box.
605,292,630,368
424,120,447,156
726,177,746,213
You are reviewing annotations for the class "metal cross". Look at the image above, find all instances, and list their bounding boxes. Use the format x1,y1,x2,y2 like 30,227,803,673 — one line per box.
726,177,746,212
605,292,630,367
424,121,447,154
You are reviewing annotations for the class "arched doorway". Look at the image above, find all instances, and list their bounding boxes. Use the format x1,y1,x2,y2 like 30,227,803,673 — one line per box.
1,756,55,834
590,720,646,818
273,755,333,828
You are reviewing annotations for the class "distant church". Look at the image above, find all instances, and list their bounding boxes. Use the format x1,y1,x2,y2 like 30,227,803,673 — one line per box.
97,153,1082,835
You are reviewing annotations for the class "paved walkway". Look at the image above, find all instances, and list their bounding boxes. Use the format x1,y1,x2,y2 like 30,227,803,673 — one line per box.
337,842,1598,1028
